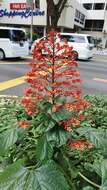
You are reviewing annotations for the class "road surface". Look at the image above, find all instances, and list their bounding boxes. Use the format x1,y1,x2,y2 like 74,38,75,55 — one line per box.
0,55,107,96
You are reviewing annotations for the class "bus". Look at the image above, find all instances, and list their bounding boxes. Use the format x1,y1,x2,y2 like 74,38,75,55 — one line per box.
0,27,29,60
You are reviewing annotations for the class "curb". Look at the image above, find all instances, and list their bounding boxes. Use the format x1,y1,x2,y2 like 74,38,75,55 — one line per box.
0,95,21,99
94,51,107,56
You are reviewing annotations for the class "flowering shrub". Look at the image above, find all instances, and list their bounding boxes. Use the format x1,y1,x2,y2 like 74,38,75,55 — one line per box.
22,31,89,130
0,32,107,190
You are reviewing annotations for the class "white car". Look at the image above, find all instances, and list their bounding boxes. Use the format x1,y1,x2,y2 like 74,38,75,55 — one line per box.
31,33,95,60
0,26,29,60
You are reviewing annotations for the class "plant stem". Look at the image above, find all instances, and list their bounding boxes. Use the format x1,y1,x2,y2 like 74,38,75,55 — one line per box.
52,34,55,105
26,165,36,169
78,172,101,189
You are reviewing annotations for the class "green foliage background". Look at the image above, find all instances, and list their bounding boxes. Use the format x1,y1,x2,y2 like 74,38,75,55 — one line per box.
0,96,107,190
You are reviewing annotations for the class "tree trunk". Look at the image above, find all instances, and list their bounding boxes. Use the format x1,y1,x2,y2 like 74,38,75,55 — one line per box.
46,0,68,32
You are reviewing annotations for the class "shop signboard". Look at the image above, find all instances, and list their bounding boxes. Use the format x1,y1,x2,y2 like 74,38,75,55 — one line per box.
10,3,27,10
0,9,45,18
0,2,45,18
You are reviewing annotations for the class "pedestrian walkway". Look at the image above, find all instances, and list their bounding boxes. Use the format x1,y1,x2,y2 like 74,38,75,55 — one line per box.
94,48,107,56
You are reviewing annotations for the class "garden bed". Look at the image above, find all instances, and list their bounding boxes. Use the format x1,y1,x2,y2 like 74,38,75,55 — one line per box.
0,95,107,190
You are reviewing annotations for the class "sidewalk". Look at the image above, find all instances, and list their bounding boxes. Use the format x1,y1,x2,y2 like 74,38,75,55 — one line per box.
93,48,107,56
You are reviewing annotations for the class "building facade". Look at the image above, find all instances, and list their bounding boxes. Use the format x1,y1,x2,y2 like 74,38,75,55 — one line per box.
0,0,86,36
78,0,107,47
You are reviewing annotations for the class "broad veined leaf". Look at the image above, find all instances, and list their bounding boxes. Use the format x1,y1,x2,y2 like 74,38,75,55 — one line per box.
101,159,107,190
38,101,53,113
46,126,70,147
34,116,56,133
82,186,95,190
86,129,107,153
51,109,72,122
0,127,18,154
76,127,93,136
77,128,107,153
35,122,46,134
35,112,49,122
92,159,107,190
93,159,102,177
46,119,56,131
36,135,54,162
0,160,70,190
90,159,107,190
0,118,18,133
35,160,70,190
36,127,70,164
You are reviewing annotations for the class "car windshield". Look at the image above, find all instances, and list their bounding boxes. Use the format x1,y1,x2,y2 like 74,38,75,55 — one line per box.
11,30,26,42
60,35,86,43
87,36,95,44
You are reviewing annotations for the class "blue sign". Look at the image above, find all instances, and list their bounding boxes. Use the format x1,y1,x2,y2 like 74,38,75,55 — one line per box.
0,9,45,18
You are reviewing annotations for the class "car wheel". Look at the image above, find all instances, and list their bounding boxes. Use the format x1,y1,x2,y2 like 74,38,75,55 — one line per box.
0,49,5,60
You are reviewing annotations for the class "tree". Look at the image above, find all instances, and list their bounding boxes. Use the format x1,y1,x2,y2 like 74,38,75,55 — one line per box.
46,0,68,31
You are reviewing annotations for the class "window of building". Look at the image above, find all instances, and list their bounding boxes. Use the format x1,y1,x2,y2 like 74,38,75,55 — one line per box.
35,0,40,9
83,3,93,10
84,20,104,31
93,3,105,10
85,20,92,30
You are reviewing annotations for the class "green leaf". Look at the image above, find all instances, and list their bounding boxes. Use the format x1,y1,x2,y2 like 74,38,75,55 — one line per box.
46,120,56,131
0,161,39,190
0,128,18,154
87,129,107,153
54,96,66,104
0,160,70,190
38,101,53,113
35,112,48,122
46,127,70,147
82,186,95,190
35,160,70,190
76,127,92,136
93,159,102,177
101,159,107,189
92,159,107,190
77,128,107,154
36,135,54,162
34,116,56,134
51,109,72,122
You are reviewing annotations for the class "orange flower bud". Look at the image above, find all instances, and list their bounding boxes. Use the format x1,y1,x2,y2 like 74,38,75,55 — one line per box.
18,120,30,129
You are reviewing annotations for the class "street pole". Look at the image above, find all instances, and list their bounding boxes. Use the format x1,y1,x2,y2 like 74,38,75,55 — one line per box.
26,0,34,43
30,4,33,43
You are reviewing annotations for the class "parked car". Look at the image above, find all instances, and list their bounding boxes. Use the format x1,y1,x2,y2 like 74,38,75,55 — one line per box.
0,26,29,60
31,33,95,60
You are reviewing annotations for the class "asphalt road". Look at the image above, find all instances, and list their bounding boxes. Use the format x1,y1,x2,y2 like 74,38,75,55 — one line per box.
0,55,107,96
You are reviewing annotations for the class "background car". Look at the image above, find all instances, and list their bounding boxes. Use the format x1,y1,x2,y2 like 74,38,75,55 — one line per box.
31,33,95,60
0,26,29,60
